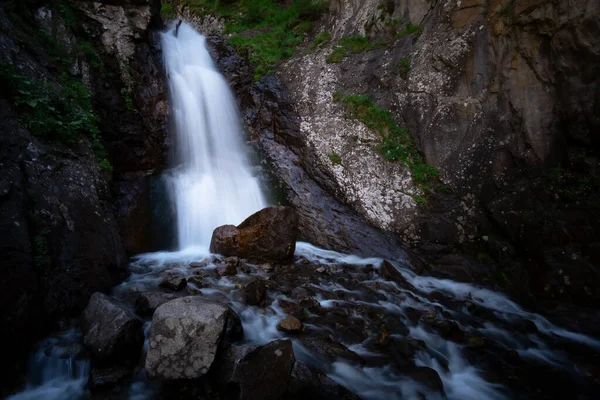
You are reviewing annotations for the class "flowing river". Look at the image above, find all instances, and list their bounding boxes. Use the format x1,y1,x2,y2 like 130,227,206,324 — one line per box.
7,21,600,400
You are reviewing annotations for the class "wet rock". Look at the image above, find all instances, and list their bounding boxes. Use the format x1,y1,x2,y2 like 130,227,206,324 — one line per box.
285,361,360,400
89,365,132,391
219,339,295,400
222,307,244,347
159,270,187,292
145,297,228,380
375,326,390,346
216,262,237,277
404,366,446,398
190,260,210,268
209,206,299,263
134,292,178,317
81,293,143,364
279,299,299,314
297,337,363,364
379,260,415,290
277,317,304,333
187,275,208,288
244,278,267,306
256,263,275,272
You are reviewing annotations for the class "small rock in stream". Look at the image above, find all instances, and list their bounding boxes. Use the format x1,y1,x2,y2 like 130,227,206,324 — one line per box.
403,366,447,398
277,316,304,333
244,278,267,306
285,361,360,400
379,260,415,290
216,262,237,276
135,292,178,317
89,365,132,391
297,337,363,365
159,270,187,291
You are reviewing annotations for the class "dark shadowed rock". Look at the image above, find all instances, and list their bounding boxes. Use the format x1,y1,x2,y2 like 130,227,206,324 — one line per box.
216,262,237,277
297,337,363,364
81,293,143,364
145,297,228,380
379,261,415,291
404,366,446,398
221,307,244,348
89,365,132,391
210,206,299,262
285,361,360,400
219,339,295,400
159,270,187,292
244,278,267,306
277,317,304,333
135,292,178,317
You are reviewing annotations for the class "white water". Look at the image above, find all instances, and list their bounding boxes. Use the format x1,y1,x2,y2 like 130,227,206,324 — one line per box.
161,22,266,250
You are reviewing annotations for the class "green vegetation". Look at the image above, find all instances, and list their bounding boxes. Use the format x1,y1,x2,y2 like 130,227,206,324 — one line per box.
120,87,134,111
327,152,342,165
326,35,386,63
0,64,112,174
310,31,331,51
398,57,411,79
161,2,176,19
181,0,328,80
78,41,103,70
396,23,422,39
410,194,426,205
334,93,438,187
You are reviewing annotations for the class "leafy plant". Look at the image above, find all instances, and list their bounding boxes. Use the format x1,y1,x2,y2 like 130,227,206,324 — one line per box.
396,23,422,39
120,87,134,111
326,35,386,63
334,93,438,188
398,57,411,79
78,41,102,70
310,31,331,51
161,2,176,19
328,152,342,165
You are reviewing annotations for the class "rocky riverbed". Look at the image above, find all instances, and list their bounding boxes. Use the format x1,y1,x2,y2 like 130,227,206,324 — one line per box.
9,208,600,400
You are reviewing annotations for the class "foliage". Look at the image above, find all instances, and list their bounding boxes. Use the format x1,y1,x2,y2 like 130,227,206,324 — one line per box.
310,31,330,51
0,64,112,174
327,152,342,165
212,0,328,80
78,41,103,70
334,93,438,188
398,57,410,79
326,35,386,63
120,87,134,111
396,23,422,39
410,194,426,205
161,2,176,19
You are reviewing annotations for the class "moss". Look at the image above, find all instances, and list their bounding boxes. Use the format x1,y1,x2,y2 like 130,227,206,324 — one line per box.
161,3,176,19
310,31,330,51
410,194,426,205
326,35,386,63
334,93,438,188
78,41,103,70
398,57,411,79
327,152,342,165
396,23,423,39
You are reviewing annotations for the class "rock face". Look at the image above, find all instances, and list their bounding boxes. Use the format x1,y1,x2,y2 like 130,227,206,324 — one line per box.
135,292,178,317
81,293,143,364
219,340,295,400
145,297,228,380
210,206,299,262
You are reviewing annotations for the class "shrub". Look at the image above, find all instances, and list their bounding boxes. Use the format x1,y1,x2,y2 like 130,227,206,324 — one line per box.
328,152,342,165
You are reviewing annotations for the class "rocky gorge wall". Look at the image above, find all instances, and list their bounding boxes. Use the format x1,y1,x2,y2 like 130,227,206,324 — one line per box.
0,0,167,389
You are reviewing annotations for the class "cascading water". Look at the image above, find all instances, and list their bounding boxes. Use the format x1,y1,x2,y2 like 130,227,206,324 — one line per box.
161,22,267,250
9,21,600,400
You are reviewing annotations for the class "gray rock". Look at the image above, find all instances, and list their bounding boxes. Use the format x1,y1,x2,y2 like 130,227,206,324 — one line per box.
219,340,295,400
145,296,228,380
379,260,415,291
210,206,299,263
81,293,143,364
244,278,267,306
134,292,178,317
285,361,360,400
159,270,187,292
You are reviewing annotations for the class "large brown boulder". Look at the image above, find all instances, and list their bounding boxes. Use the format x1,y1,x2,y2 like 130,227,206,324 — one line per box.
210,206,299,263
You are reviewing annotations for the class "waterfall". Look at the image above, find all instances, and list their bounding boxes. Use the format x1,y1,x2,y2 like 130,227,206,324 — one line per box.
160,22,267,251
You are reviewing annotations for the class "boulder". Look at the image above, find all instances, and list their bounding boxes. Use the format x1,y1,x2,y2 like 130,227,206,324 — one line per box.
277,317,304,333
216,262,237,277
219,339,295,400
159,270,187,292
222,307,244,348
145,297,228,380
135,292,178,317
297,337,363,364
244,278,267,306
81,293,143,364
404,366,446,398
89,365,132,391
210,206,299,263
285,361,360,400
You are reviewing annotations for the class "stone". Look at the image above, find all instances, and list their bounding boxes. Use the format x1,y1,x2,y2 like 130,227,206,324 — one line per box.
145,297,228,380
403,366,446,398
187,275,208,288
81,293,143,364
285,361,360,400
216,262,237,277
89,365,132,391
135,292,178,317
159,270,187,292
244,278,267,306
375,326,390,346
297,337,363,364
209,206,299,263
379,260,415,290
222,307,244,347
219,340,295,400
277,317,304,333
